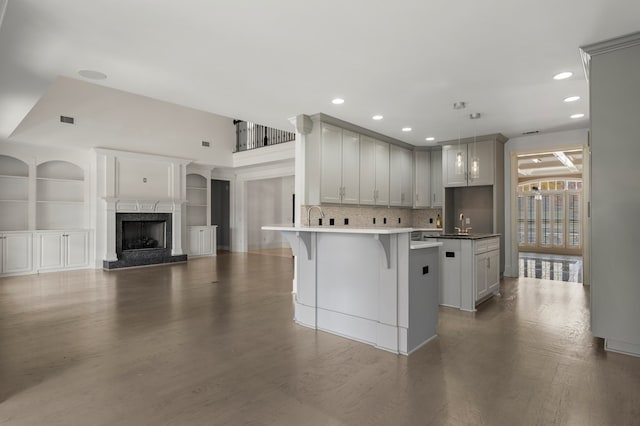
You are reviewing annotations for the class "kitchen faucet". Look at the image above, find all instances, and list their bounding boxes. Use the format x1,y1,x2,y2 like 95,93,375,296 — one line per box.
307,205,324,226
455,212,472,235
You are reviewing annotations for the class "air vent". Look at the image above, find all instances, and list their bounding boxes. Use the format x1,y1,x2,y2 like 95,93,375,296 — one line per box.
60,115,75,124
522,130,539,135
201,141,210,147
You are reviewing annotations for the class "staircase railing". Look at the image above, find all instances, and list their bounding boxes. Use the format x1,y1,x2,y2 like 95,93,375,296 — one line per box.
234,120,295,152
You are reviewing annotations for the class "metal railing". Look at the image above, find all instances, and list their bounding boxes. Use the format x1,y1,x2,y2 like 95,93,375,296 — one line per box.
234,120,295,152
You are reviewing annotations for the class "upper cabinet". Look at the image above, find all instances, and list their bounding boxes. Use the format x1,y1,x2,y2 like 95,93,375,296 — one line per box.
320,123,360,205
359,136,389,206
414,151,430,208
442,139,499,187
430,150,443,207
389,145,413,207
0,155,29,231
36,161,86,230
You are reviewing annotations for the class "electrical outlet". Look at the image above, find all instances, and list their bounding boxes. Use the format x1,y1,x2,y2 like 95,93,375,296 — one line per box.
398,218,401,224
373,218,376,224
466,218,471,224
429,218,433,224
329,218,335,226
344,218,349,225
318,218,323,226
383,217,387,224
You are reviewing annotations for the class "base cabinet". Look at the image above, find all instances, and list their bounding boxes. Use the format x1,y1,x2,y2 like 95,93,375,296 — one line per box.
188,226,216,257
0,232,33,275
439,236,500,311
35,230,90,272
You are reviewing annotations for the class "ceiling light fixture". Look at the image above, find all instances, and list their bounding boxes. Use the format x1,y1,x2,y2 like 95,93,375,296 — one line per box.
426,137,435,142
78,69,107,80
402,127,412,132
331,98,345,105
553,151,579,172
570,113,585,119
532,158,542,163
553,71,573,80
453,102,466,176
564,96,580,103
469,112,481,180
372,115,383,120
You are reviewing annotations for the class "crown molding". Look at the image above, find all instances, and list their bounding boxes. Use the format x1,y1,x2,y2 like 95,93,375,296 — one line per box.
580,31,640,81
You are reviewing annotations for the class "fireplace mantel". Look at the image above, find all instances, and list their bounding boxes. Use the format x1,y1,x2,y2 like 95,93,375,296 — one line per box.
102,197,186,213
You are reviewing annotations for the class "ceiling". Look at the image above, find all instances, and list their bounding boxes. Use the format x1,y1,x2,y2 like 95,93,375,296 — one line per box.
1,0,639,150
517,149,583,179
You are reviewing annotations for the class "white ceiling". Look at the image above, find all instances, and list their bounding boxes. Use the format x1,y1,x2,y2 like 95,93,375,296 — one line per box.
1,0,639,149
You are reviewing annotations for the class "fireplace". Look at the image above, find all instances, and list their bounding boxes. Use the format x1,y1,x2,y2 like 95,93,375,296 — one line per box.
103,212,186,269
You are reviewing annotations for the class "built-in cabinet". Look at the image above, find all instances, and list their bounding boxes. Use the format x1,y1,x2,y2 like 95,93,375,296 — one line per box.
359,136,389,205
186,172,217,257
443,140,495,187
188,226,216,257
0,155,30,231
35,230,90,272
389,145,413,207
320,123,360,204
0,232,33,275
438,236,500,311
414,151,430,208
430,150,443,207
36,161,86,230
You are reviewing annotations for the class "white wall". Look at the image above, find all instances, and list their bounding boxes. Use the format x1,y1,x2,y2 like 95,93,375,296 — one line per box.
503,128,588,277
246,175,294,250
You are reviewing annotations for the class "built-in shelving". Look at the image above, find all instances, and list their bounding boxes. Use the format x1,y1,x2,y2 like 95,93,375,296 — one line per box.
0,155,29,231
36,161,85,230
186,174,208,226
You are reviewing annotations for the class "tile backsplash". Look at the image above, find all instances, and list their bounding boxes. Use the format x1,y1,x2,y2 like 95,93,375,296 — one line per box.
301,205,442,228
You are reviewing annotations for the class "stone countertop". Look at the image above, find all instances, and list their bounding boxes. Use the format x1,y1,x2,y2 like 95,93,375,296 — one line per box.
436,233,501,240
262,225,415,234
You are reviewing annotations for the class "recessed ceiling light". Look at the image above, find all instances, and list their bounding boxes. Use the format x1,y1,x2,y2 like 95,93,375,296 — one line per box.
78,69,107,80
331,98,345,105
402,127,412,132
372,115,383,120
564,96,580,103
553,71,573,80
570,113,585,119
426,137,435,141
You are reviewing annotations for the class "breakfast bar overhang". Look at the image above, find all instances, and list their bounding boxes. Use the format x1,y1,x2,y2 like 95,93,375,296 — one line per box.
263,226,442,355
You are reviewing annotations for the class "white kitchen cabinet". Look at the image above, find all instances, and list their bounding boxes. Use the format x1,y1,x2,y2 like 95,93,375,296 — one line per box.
414,151,430,208
474,237,500,301
188,225,216,257
0,232,33,275
320,124,360,205
438,236,500,311
442,140,494,187
359,136,390,206
389,145,413,207
430,150,443,207
35,230,90,272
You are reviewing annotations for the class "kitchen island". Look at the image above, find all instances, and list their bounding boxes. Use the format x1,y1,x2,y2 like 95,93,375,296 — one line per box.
262,226,442,355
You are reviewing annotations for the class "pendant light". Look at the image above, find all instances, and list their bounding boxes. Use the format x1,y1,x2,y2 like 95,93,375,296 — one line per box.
453,102,466,176
469,112,481,180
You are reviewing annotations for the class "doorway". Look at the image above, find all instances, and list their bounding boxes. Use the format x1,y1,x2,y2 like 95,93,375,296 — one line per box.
211,179,230,251
512,146,588,284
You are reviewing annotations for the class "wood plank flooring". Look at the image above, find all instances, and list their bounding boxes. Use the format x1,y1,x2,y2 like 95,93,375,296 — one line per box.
1,253,639,425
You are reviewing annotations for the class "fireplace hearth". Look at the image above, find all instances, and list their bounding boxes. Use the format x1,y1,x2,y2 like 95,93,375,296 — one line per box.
103,212,187,270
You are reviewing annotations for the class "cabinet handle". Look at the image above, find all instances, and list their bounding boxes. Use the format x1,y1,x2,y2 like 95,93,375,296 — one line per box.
487,257,490,269
433,193,435,202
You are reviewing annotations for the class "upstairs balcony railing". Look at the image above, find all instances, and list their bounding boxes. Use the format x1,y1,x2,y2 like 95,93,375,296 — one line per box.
234,120,295,152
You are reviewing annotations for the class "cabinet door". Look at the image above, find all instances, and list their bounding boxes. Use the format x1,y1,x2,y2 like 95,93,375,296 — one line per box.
188,227,201,255
320,123,343,203
200,227,213,255
468,140,494,186
414,151,430,207
3,233,33,274
475,252,489,300
487,250,500,293
341,130,360,205
389,145,403,206
374,140,389,205
443,144,468,187
359,136,376,205
65,231,89,269
400,148,414,206
37,233,65,270
430,150,443,207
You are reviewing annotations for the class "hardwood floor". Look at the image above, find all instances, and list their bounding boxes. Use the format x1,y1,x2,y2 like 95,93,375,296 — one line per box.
1,254,639,425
